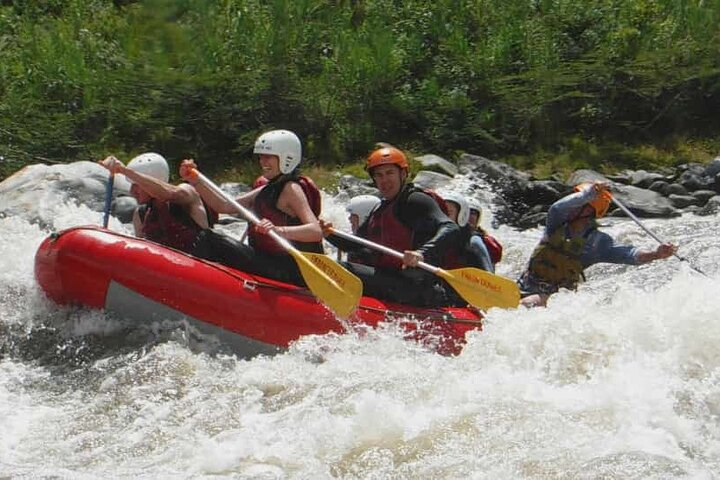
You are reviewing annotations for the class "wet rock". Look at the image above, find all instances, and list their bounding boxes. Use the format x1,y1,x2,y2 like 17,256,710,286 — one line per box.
668,194,699,209
566,169,609,186
703,157,720,177
414,154,458,177
691,189,716,206
696,195,720,216
629,170,668,188
337,174,378,198
516,211,547,229
609,185,679,218
524,180,568,207
648,180,670,195
665,183,689,196
412,170,454,190
677,169,712,192
112,196,138,223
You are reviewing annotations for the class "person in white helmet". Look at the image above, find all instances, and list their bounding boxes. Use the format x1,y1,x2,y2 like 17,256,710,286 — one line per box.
98,153,215,253
179,130,323,286
466,197,503,270
346,194,381,234
442,192,495,273
328,194,382,263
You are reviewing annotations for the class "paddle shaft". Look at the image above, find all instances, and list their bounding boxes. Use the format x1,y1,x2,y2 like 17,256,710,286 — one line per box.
328,227,520,309
611,195,707,276
102,172,114,228
329,228,440,274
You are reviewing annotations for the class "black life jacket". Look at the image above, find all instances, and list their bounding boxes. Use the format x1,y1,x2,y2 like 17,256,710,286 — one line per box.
248,173,323,255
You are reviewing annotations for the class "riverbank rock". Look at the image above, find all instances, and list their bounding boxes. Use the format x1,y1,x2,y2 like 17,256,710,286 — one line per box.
0,161,134,226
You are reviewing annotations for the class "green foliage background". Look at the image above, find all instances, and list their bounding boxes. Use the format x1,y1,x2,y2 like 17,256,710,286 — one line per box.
1,0,719,181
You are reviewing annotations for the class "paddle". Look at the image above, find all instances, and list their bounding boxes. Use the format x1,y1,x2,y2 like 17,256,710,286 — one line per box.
610,194,708,277
327,228,520,310
189,168,363,318
102,171,114,228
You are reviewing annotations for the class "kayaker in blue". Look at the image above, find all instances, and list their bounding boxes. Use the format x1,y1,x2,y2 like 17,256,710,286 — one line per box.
518,181,677,307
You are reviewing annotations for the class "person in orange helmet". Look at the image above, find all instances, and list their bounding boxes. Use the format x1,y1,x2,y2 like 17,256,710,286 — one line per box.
323,146,459,307
518,181,677,307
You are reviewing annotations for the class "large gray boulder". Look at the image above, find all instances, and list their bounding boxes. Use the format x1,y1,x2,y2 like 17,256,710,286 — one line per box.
414,154,458,177
609,185,679,218
0,161,132,223
412,170,454,190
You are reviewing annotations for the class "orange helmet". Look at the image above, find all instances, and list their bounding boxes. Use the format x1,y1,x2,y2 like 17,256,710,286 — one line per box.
574,182,612,218
366,147,409,172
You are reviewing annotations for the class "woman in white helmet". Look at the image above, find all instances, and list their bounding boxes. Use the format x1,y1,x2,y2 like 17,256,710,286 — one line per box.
442,192,495,273
179,130,323,286
98,153,215,253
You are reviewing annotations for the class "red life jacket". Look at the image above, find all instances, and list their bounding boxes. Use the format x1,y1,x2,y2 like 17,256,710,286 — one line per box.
362,184,451,269
248,175,323,255
481,230,503,264
140,198,213,253
420,188,450,216
364,196,414,269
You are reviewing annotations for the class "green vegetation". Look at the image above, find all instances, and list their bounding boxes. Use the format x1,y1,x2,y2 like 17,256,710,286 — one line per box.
1,0,719,182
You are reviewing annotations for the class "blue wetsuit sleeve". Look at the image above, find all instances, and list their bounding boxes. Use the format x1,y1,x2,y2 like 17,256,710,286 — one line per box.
545,189,596,235
582,230,639,266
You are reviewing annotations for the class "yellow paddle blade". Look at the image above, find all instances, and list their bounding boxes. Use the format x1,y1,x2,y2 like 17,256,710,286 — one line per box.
289,249,363,318
436,267,520,310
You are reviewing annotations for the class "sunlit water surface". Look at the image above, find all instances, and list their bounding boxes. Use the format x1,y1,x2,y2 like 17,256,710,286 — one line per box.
1,174,720,479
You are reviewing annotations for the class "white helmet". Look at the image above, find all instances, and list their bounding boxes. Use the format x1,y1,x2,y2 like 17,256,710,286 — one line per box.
253,130,302,174
443,192,470,227
346,194,381,225
126,152,169,183
467,198,482,214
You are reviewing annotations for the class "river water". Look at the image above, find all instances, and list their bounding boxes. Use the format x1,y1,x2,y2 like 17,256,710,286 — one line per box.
1,174,720,479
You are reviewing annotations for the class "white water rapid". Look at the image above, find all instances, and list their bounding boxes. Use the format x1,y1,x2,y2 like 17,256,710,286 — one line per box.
1,167,719,479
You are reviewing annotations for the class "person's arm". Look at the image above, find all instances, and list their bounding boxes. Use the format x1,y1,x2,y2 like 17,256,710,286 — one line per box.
100,156,210,229
583,230,676,266
99,156,188,204
634,243,677,264
260,181,322,242
401,191,459,265
132,209,144,237
545,187,596,233
179,159,258,215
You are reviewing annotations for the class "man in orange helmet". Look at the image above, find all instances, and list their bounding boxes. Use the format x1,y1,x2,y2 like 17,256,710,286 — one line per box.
323,146,460,307
518,181,677,307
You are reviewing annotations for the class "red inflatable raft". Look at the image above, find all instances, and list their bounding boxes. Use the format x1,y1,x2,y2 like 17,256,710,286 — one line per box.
34,226,483,356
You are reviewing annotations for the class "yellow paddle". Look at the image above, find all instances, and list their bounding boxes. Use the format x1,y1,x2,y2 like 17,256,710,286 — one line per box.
191,169,363,318
328,228,520,310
